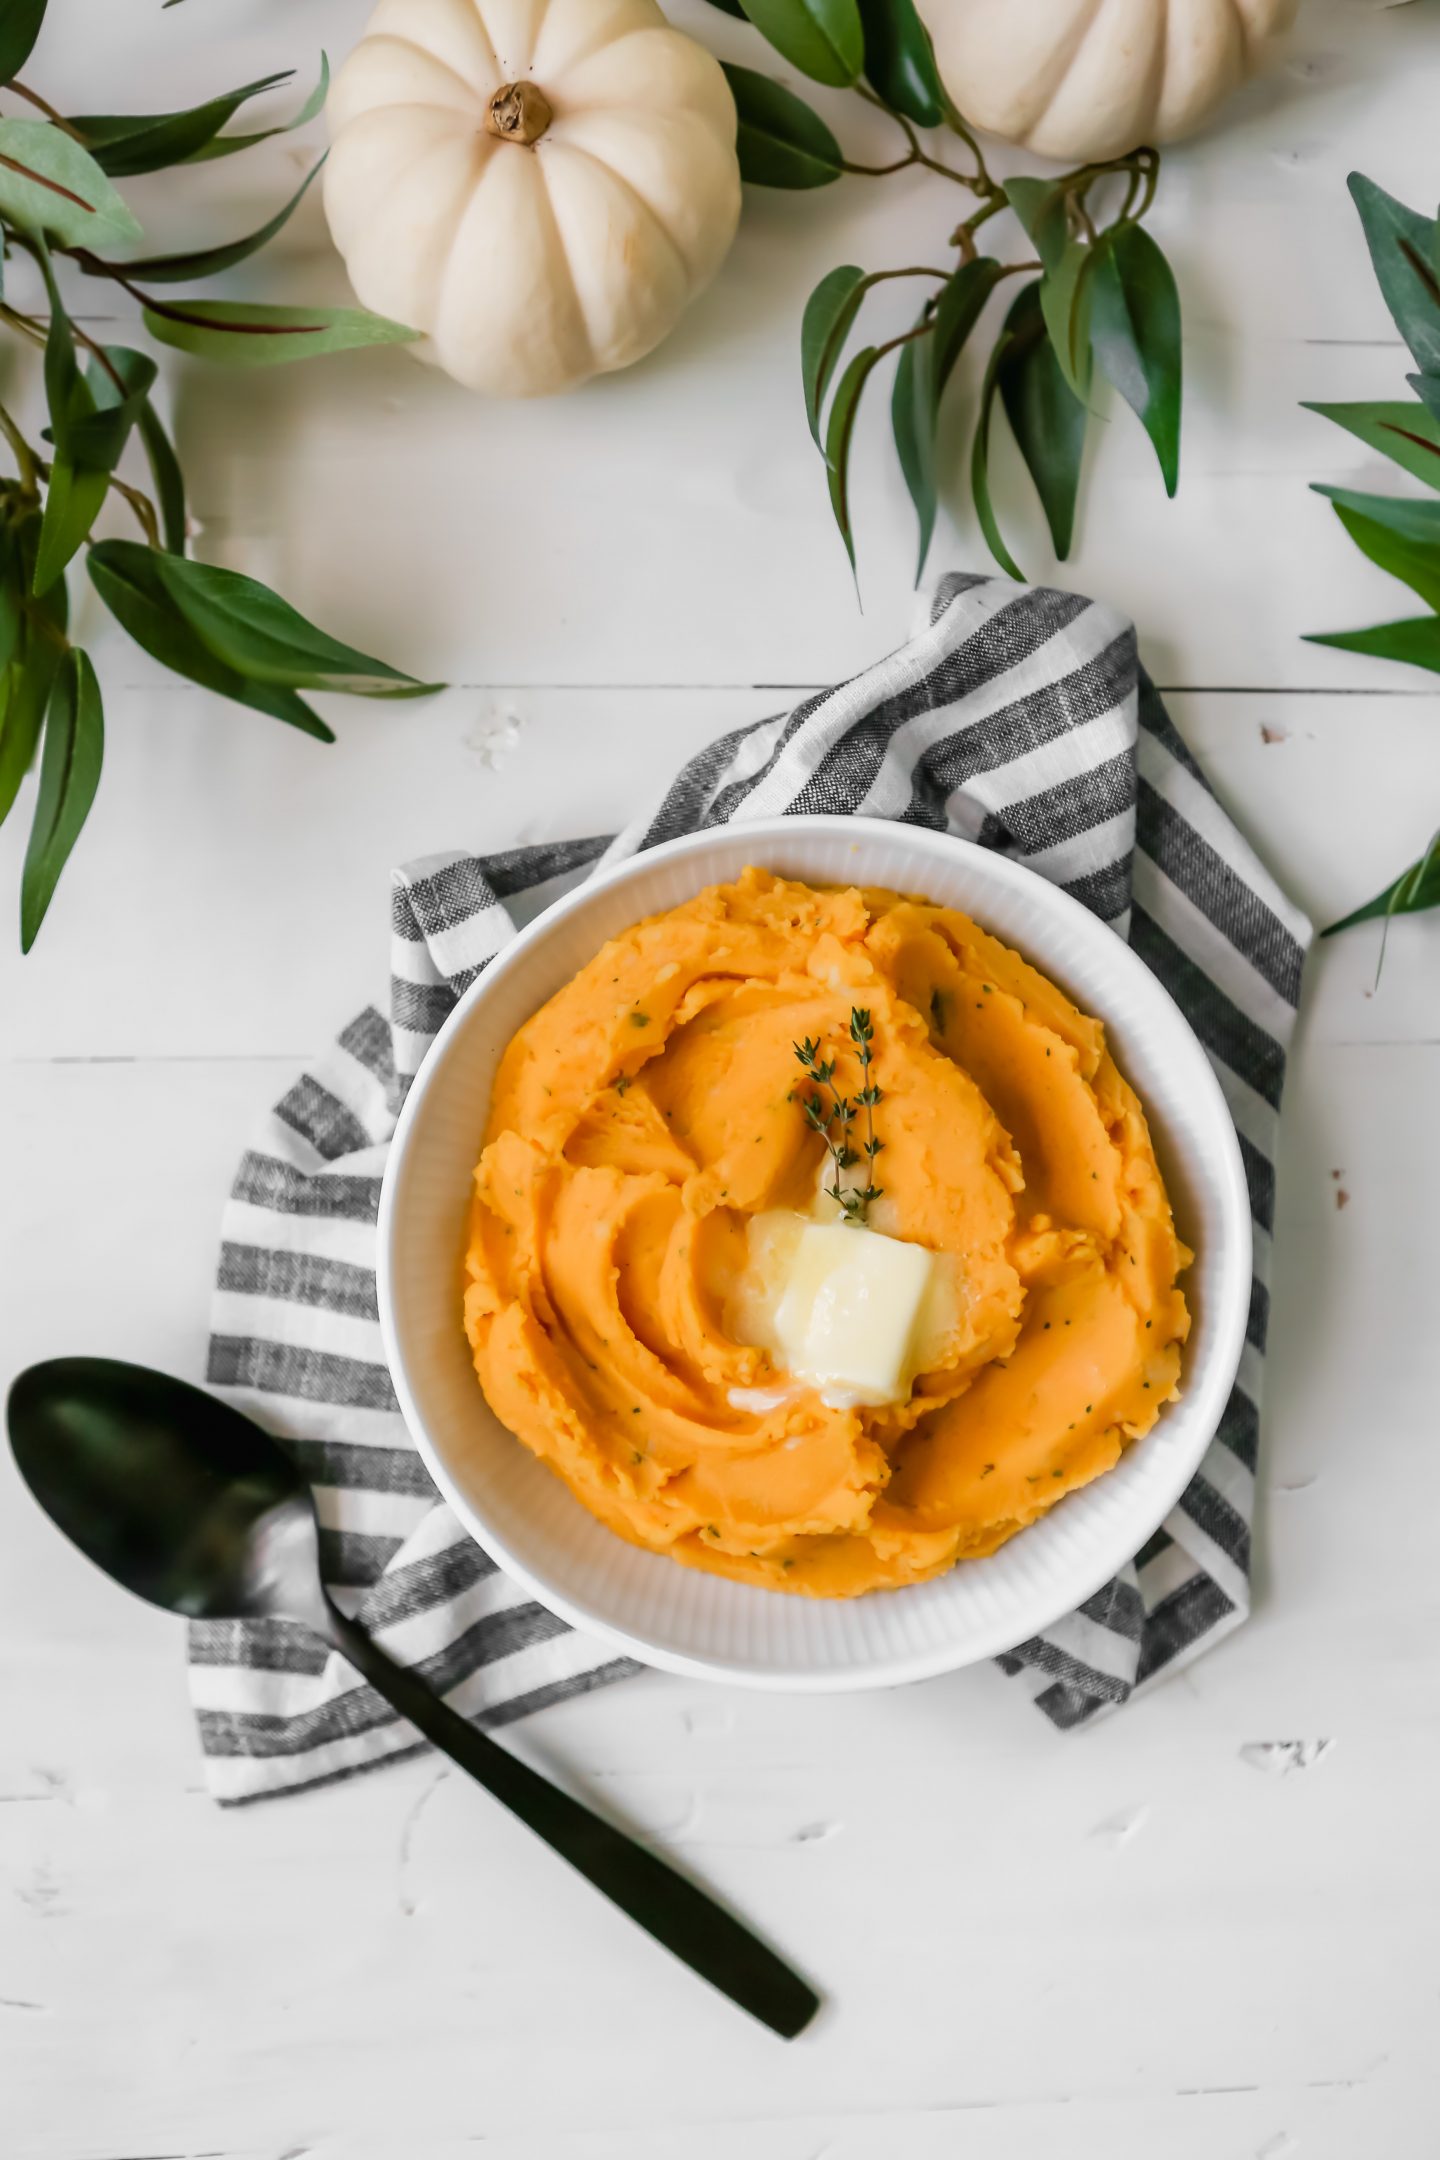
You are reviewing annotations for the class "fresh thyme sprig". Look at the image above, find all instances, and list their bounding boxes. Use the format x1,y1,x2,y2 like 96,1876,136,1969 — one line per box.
794,1008,884,1227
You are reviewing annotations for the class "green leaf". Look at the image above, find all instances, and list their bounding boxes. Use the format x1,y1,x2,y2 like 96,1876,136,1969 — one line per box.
931,256,1006,389
0,633,60,833
1038,238,1095,403
891,257,1005,580
971,333,1024,584
1003,178,1067,274
0,118,142,247
14,505,67,636
88,540,333,739
823,343,882,573
857,0,944,127
35,239,79,449
802,265,866,443
1303,398,1440,491
82,157,324,285
737,0,862,86
1324,827,1440,938
1088,223,1182,495
188,55,330,164
66,346,159,468
34,461,105,597
1305,614,1440,675
20,647,102,950
0,516,62,831
33,293,157,597
36,342,155,592
140,298,419,367
998,281,1089,561
146,553,437,697
723,64,843,187
73,59,327,176
0,523,21,677
73,72,290,173
0,0,48,83
137,397,187,553
1314,483,1440,610
1348,173,1440,377
33,241,103,596
1410,372,1440,425
891,334,934,583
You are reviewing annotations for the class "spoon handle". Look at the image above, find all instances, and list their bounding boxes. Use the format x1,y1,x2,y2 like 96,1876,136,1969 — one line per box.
322,1602,818,2040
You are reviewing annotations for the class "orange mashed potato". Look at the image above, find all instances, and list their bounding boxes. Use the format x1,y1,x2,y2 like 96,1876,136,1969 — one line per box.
463,869,1191,1598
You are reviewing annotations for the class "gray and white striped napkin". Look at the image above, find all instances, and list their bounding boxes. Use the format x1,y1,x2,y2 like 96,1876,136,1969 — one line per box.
193,570,1310,1802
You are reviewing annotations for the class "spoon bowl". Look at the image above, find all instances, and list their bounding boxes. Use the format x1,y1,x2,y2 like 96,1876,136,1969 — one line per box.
8,1357,324,1624
7,1356,817,2039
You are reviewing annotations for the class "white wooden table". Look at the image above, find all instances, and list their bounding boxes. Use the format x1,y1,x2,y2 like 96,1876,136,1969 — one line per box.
4,2,1439,2152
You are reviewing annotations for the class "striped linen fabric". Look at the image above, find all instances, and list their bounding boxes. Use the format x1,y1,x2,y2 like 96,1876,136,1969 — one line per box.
193,570,1310,1799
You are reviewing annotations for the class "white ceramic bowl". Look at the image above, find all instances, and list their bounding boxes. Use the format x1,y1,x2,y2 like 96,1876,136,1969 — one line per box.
378,817,1251,1691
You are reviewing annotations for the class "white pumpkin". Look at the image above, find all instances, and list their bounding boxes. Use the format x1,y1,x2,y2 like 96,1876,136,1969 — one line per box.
914,0,1299,163
323,0,742,397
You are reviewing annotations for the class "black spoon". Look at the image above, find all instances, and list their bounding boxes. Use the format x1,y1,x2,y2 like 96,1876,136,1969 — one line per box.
7,1357,818,2040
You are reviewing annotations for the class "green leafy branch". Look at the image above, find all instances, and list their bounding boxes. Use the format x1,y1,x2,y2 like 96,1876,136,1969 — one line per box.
1307,173,1440,966
706,0,1183,584
0,0,432,950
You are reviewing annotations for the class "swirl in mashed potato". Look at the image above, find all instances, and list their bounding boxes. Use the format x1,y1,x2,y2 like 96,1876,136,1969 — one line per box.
463,869,1191,1598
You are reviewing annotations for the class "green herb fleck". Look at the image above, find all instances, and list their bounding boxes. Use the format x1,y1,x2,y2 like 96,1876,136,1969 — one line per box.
615,1074,630,1096
930,988,948,1032
631,1012,650,1028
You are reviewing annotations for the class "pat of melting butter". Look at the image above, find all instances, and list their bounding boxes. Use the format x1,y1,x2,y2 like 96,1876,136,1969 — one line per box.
728,1211,957,1409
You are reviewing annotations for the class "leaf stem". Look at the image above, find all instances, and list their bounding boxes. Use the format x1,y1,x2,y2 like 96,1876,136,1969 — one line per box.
850,86,981,188
105,473,161,549
1068,146,1161,231
0,398,41,493
937,94,1000,200
0,298,45,350
7,81,90,145
950,196,1008,257
872,320,940,363
867,264,953,286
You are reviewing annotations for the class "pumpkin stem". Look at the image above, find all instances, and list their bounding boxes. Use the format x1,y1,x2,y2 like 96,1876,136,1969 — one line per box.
485,82,553,146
